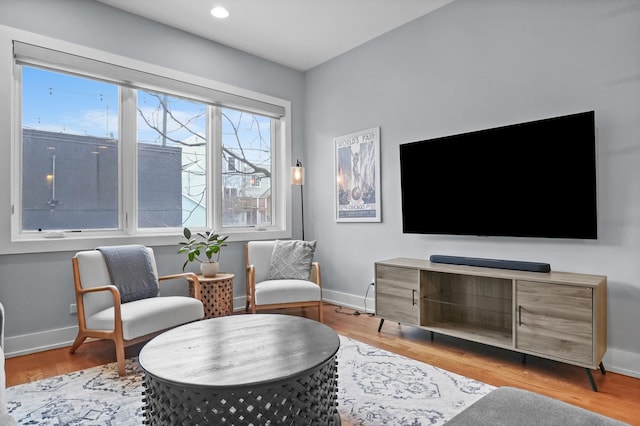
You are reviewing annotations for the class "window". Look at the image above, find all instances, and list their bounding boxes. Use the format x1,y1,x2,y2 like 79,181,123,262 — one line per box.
21,67,120,232
136,90,207,229
8,38,291,251
221,108,273,229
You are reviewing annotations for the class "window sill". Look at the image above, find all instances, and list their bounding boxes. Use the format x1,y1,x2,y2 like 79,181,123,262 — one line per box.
0,228,291,255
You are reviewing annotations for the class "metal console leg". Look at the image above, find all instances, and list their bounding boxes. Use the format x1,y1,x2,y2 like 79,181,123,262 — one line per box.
585,368,598,392
586,361,606,392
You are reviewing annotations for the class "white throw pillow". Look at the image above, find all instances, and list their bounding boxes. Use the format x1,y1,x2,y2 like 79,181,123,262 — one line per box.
266,240,317,280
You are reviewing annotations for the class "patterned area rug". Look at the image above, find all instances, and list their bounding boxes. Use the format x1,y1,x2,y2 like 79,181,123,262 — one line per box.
6,335,494,425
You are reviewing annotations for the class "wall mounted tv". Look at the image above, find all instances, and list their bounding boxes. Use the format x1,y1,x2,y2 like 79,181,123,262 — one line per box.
399,111,597,239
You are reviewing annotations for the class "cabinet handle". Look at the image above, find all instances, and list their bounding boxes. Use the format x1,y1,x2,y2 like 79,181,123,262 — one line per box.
518,305,523,326
412,289,417,306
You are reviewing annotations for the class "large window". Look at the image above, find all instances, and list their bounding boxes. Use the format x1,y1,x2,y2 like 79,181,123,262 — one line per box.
9,38,290,250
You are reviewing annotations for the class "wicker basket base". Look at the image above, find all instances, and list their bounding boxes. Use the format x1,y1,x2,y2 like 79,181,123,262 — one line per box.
142,357,340,425
189,275,234,318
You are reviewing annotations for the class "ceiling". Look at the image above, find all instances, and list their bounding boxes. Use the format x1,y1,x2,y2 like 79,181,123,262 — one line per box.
95,0,454,71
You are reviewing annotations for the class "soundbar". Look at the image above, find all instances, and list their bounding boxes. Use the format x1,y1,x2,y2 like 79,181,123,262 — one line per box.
429,255,551,273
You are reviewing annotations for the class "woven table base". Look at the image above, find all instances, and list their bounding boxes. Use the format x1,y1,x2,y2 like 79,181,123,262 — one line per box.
189,276,233,318
142,357,340,425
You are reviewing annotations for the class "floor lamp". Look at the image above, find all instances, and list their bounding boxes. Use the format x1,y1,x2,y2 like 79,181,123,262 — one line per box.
291,159,305,240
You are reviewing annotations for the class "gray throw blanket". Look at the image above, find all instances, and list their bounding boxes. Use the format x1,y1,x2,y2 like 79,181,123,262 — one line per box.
96,245,158,303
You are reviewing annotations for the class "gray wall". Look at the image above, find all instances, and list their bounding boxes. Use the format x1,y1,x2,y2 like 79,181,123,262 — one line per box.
305,0,640,377
0,0,305,349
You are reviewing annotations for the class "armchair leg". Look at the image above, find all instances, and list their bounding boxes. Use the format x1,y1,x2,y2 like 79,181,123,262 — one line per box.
69,333,88,354
318,301,324,323
114,338,126,376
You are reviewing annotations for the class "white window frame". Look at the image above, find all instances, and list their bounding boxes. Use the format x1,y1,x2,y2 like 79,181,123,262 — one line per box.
0,26,292,254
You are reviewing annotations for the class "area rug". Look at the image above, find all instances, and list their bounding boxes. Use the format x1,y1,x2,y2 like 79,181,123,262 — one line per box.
6,335,495,425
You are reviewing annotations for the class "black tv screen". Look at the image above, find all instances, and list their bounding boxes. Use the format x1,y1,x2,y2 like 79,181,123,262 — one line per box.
399,111,597,239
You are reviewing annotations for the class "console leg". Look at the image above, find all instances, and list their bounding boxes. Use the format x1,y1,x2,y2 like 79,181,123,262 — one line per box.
377,318,385,332
430,331,434,341
585,368,598,392
522,354,527,365
599,362,607,375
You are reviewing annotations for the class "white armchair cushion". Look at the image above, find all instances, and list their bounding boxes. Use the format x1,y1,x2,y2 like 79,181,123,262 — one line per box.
86,296,204,341
255,279,321,305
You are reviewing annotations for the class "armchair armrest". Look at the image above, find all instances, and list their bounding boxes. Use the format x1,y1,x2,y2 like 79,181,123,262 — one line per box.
246,264,256,312
77,284,118,293
310,262,321,287
75,284,123,332
76,284,122,303
159,272,201,300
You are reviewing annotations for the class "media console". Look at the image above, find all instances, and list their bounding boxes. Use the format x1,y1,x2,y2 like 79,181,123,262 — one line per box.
374,257,607,391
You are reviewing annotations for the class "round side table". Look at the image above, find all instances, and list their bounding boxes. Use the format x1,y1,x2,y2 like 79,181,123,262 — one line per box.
187,273,234,318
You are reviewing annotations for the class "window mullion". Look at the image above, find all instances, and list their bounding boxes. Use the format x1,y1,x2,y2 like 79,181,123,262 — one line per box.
211,106,221,231
120,87,137,233
271,118,282,231
11,63,24,238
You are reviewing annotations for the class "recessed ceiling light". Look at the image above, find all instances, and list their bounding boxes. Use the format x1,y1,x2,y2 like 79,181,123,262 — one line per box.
211,6,229,19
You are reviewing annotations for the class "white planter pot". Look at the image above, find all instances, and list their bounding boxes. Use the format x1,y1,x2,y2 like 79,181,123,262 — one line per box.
200,262,219,277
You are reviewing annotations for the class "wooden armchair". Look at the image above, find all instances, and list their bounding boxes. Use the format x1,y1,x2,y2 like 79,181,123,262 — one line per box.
245,240,323,322
70,245,204,376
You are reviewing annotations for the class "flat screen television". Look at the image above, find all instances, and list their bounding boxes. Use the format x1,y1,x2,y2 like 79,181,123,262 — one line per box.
399,111,597,239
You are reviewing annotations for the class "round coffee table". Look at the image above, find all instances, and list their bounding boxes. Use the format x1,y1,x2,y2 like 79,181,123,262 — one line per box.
139,314,341,425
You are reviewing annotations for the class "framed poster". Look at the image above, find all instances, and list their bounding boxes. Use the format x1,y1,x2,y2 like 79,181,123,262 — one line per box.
335,127,381,222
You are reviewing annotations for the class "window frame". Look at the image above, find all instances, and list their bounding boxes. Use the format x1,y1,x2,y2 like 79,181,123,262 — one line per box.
0,27,292,254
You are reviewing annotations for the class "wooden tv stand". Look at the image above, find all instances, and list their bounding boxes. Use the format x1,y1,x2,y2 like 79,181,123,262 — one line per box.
374,257,607,391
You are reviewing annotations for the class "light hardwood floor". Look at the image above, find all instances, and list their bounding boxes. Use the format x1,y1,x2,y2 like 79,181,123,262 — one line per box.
6,303,640,425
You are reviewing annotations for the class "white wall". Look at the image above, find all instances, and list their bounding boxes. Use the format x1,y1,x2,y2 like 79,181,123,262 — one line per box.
305,0,640,377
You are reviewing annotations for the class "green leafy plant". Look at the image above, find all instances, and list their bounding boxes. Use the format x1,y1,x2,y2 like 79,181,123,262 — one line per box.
178,227,229,271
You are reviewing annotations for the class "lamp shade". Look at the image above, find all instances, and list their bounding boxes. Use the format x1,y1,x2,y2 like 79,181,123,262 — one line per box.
291,160,304,185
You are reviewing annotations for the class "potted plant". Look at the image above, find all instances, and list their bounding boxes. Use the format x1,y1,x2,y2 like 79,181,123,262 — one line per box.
178,227,229,277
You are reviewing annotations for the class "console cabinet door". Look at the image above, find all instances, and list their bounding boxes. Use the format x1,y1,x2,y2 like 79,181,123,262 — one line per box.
375,265,420,325
516,280,593,366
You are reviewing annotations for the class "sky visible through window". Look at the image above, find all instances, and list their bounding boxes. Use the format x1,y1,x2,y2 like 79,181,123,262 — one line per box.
22,66,270,152
22,67,120,139
22,66,209,147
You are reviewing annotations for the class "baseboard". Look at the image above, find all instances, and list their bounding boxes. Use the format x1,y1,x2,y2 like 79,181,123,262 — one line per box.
603,347,640,379
234,289,376,315
321,287,376,314
4,325,78,358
